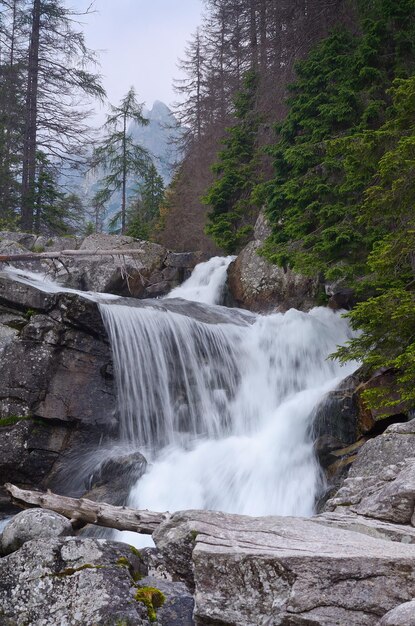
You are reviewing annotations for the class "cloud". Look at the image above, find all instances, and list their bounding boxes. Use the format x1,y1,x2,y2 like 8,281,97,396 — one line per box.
71,0,203,121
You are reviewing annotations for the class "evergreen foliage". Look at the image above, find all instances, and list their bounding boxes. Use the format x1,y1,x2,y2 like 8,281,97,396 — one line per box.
257,0,415,406
126,164,165,240
92,87,150,234
203,71,260,253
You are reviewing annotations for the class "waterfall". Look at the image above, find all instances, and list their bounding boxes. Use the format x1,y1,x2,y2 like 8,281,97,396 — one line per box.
166,255,235,304
99,257,358,545
3,259,358,544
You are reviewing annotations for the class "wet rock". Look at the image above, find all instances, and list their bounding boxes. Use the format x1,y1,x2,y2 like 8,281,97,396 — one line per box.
85,449,147,506
0,294,114,426
1,509,74,555
379,601,415,626
154,509,415,626
312,373,360,459
327,287,356,310
0,418,70,487
0,273,57,312
0,537,151,625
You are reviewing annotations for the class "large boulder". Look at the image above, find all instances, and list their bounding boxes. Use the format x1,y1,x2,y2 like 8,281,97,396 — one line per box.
154,509,415,625
1,509,74,555
324,421,415,524
227,240,320,313
227,212,320,313
0,537,152,625
50,233,196,298
379,601,415,626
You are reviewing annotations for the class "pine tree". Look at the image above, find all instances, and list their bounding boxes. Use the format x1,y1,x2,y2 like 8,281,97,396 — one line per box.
126,163,165,239
203,70,260,252
92,87,150,234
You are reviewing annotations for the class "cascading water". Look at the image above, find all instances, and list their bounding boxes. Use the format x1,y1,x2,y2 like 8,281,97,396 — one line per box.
98,257,358,545
2,259,358,547
166,255,235,304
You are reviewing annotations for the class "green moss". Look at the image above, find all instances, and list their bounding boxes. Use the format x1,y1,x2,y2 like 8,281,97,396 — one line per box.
0,415,31,428
54,563,103,578
134,587,165,623
190,530,198,541
25,308,36,320
117,556,131,568
32,245,45,253
129,545,141,558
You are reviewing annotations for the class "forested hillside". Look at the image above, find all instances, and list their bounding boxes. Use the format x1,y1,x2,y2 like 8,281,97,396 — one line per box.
158,0,356,252
162,0,415,410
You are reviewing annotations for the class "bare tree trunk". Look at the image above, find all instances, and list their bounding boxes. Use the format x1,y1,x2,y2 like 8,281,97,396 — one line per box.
0,248,157,262
5,483,170,534
21,0,40,232
121,111,127,234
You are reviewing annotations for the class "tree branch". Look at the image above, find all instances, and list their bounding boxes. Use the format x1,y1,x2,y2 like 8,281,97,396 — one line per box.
4,483,170,534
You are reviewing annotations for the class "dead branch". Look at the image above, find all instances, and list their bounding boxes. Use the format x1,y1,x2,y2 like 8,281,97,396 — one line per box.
4,483,170,534
0,249,148,263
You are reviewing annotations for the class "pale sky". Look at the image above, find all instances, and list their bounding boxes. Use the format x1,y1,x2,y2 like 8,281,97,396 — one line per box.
71,0,204,122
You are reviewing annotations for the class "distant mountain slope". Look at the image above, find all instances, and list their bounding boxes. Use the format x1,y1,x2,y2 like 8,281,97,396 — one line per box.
131,100,182,183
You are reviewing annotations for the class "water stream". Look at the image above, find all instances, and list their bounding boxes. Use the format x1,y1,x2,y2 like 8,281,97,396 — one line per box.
2,259,358,546
98,258,357,545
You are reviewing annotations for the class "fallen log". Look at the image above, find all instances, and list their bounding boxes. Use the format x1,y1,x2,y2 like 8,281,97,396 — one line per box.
4,483,170,534
0,249,152,263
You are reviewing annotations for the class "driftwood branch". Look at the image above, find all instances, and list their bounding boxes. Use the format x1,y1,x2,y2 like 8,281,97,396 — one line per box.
0,249,148,263
5,483,170,535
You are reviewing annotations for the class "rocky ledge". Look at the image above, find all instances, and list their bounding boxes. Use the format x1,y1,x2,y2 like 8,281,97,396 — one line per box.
0,231,202,298
2,420,415,625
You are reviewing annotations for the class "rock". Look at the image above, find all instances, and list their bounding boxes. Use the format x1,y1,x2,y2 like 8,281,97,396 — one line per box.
327,287,356,310
1,509,74,555
379,601,415,626
0,537,152,625
325,457,415,526
253,209,272,241
138,575,194,626
165,251,203,269
154,509,415,625
227,240,319,313
312,373,360,461
32,234,80,251
314,510,415,544
356,369,412,432
0,418,71,487
54,233,169,298
0,273,57,312
0,291,115,426
0,231,38,249
348,419,415,479
84,449,147,506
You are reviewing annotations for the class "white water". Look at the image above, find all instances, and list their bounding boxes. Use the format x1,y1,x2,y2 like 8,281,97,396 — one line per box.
166,255,235,304
2,266,119,301
98,257,358,546
2,258,358,548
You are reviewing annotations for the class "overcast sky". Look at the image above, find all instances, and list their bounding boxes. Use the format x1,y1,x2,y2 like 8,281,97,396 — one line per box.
71,0,204,123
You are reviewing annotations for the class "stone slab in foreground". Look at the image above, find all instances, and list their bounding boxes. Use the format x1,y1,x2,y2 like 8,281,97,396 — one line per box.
153,510,415,625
